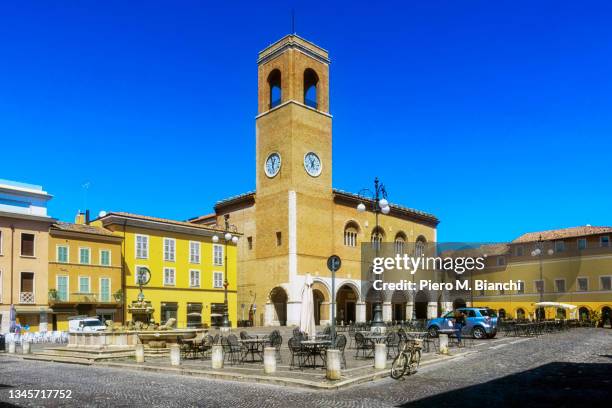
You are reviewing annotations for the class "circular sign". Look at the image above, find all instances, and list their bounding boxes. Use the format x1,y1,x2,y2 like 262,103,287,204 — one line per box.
327,255,342,272
137,267,151,285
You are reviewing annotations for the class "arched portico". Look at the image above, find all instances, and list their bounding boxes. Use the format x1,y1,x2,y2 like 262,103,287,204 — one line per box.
336,283,360,324
265,286,288,326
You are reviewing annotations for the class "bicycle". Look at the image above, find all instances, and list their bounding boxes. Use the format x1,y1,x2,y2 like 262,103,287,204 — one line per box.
390,338,423,380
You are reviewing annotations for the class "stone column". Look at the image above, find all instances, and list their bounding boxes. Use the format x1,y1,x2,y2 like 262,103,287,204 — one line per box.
264,302,278,326
286,301,301,327
135,344,145,363
320,301,331,326
427,302,438,319
374,343,387,369
263,347,276,374
439,334,449,355
169,344,180,366
326,349,341,380
405,301,414,321
382,302,392,322
211,345,224,369
356,302,366,323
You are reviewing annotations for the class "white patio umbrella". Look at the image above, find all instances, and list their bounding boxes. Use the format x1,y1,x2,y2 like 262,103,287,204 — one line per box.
534,302,578,319
299,274,317,338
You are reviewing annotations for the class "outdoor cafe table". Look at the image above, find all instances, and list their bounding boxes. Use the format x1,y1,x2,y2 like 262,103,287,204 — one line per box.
239,338,267,362
403,331,428,339
300,339,332,368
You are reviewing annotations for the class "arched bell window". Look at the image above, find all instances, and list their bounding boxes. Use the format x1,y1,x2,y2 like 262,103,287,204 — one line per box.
268,69,282,109
303,68,318,109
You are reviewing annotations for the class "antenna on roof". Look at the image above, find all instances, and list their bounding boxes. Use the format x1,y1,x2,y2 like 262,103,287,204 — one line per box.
291,8,295,34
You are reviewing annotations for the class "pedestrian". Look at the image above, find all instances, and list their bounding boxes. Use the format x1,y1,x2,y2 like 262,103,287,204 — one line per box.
453,309,466,344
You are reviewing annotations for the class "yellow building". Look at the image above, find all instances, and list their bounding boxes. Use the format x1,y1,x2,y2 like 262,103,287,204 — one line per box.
466,226,612,323
48,219,123,331
189,34,439,326
0,179,55,334
94,212,238,328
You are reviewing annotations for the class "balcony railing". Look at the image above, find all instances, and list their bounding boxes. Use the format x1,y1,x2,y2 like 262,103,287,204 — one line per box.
19,292,35,304
49,292,118,305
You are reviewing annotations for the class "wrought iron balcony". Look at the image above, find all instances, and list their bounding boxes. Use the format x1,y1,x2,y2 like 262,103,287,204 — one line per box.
19,292,35,304
49,292,119,305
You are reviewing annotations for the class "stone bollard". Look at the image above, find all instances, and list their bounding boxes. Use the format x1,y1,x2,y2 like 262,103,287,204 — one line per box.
326,349,341,380
439,334,449,355
263,347,276,374
211,345,224,369
135,344,145,363
8,341,16,354
169,344,181,366
22,341,31,355
374,343,387,370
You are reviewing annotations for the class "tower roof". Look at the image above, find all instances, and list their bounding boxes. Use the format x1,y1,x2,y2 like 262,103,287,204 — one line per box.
258,34,329,65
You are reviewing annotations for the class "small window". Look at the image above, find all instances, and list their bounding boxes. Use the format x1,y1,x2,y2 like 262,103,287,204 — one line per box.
394,236,406,255
213,271,224,288
160,302,178,325
517,281,525,294
57,245,69,263
164,268,175,286
247,236,253,250
555,241,565,252
515,246,524,256
187,303,203,327
21,233,35,256
535,280,544,293
190,241,200,264
136,235,149,259
79,248,91,264
555,279,566,293
577,238,587,250
100,250,111,266
189,270,200,288
601,276,611,290
497,256,506,266
56,276,68,301
79,276,90,294
213,244,223,266
163,238,176,262
276,231,282,246
601,236,610,247
577,278,588,291
479,289,485,296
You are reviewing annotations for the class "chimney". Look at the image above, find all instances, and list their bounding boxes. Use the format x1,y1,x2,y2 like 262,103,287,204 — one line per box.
75,210,85,225
85,210,90,225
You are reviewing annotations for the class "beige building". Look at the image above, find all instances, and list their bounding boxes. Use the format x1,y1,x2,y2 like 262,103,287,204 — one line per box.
0,179,55,333
190,34,439,326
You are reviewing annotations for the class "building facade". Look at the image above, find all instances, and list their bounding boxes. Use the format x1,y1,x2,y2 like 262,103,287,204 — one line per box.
190,35,439,327
0,179,55,333
48,220,123,330
464,226,612,322
94,212,238,328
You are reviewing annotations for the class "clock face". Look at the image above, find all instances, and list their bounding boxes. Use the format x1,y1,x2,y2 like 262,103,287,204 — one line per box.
304,152,322,177
265,152,281,177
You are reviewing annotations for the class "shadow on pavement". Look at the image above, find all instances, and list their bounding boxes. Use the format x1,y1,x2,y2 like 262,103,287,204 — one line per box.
400,362,612,408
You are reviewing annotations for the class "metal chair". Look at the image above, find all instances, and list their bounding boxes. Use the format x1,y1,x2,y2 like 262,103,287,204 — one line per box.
354,332,374,358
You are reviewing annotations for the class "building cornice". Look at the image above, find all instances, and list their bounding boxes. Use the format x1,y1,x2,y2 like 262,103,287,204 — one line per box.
99,213,241,237
0,211,56,224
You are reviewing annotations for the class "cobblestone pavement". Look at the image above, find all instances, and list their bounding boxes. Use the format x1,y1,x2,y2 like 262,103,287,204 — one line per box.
1,328,610,407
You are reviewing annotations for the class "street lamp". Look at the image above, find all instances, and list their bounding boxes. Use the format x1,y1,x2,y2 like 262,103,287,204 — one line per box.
356,177,390,329
213,232,238,329
531,235,553,319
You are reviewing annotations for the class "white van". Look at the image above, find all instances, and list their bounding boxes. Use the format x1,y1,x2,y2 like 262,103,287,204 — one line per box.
68,316,107,333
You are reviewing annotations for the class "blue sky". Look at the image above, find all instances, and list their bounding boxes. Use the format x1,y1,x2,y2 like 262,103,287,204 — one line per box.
1,1,611,242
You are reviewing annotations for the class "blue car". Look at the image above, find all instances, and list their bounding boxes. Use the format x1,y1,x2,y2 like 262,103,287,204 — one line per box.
427,307,498,339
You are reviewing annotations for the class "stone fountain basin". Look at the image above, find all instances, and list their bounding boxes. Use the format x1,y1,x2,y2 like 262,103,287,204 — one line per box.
68,329,204,349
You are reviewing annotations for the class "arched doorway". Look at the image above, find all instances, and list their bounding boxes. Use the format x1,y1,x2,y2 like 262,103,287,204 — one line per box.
536,307,545,321
452,298,467,310
310,281,330,325
269,287,287,326
313,289,324,325
602,306,611,326
516,308,526,320
392,290,407,322
578,307,590,321
336,284,358,324
499,308,506,319
415,291,428,319
556,308,566,319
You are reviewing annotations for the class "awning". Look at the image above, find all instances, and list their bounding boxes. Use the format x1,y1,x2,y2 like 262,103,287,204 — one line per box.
187,312,202,317
15,307,53,314
534,302,577,310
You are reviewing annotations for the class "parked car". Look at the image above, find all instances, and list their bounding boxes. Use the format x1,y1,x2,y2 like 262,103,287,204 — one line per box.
427,307,498,339
68,316,107,333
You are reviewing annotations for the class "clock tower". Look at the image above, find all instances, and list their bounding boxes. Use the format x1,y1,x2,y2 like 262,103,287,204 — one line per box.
254,35,334,323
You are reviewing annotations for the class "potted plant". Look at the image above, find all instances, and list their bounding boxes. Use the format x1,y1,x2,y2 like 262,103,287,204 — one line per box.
48,289,58,301
113,289,123,302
